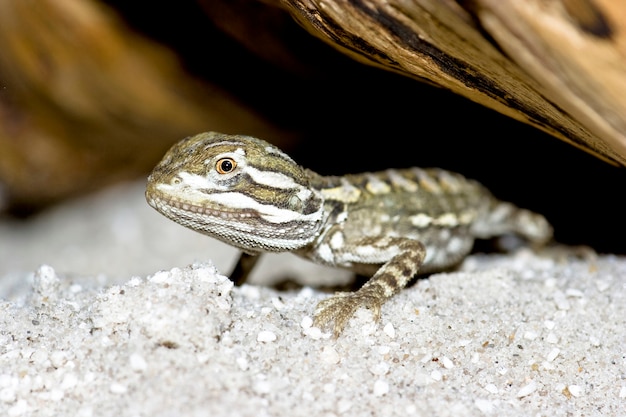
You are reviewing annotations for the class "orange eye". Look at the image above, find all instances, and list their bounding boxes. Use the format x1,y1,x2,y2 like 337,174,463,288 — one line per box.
216,158,236,174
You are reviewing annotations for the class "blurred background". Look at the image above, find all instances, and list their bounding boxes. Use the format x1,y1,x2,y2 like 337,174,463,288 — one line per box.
0,0,625,254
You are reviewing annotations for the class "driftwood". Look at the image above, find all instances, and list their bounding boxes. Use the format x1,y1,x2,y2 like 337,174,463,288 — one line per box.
277,0,626,164
0,0,624,211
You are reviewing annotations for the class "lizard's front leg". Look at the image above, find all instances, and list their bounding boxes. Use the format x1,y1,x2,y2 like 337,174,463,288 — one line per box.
313,237,426,336
229,252,261,286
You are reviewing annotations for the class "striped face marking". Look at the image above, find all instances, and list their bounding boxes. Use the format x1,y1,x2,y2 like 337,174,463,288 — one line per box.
146,132,324,252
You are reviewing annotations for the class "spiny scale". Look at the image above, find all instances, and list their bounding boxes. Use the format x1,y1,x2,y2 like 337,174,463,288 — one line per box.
146,132,553,336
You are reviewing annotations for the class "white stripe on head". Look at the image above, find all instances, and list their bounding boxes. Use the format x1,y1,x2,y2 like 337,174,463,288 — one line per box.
244,166,304,190
264,145,296,163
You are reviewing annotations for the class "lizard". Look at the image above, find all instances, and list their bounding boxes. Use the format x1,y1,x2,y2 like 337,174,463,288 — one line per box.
145,132,553,336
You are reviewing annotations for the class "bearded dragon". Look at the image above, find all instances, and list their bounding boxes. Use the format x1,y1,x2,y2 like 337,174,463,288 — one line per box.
146,132,552,335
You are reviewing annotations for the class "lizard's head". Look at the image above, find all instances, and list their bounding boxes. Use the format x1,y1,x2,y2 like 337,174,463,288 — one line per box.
146,132,324,253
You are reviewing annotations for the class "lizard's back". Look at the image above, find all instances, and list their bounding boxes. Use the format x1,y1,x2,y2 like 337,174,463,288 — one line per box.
304,167,549,274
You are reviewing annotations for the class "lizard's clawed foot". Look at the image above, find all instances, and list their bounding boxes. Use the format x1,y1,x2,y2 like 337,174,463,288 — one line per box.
313,289,384,337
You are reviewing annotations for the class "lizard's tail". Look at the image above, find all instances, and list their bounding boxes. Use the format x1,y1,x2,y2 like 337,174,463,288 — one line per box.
470,201,554,246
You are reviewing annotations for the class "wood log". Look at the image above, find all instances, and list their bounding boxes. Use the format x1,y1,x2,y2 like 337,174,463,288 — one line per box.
278,0,626,164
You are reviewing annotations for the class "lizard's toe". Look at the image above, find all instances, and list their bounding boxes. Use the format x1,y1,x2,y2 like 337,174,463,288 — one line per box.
313,290,383,337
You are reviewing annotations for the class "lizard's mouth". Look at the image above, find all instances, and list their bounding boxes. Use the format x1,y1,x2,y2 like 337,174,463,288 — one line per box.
147,193,258,220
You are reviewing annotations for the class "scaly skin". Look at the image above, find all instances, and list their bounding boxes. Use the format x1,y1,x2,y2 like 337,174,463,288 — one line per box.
146,132,553,336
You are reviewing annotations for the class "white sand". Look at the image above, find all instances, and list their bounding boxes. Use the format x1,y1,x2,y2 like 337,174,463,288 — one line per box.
0,181,624,417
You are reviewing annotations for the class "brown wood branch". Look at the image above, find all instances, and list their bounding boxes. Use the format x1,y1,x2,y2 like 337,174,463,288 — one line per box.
474,0,626,161
278,0,626,165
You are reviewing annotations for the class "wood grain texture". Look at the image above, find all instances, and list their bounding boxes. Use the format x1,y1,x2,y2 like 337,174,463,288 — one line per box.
278,0,626,164
473,0,626,162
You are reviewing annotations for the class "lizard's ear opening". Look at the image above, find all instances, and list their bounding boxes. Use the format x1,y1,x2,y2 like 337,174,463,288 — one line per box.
286,193,304,212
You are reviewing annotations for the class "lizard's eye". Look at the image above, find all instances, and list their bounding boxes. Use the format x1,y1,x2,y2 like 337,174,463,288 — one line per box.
216,158,237,174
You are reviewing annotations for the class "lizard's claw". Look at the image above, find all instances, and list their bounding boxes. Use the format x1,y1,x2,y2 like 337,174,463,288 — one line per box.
313,289,383,337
